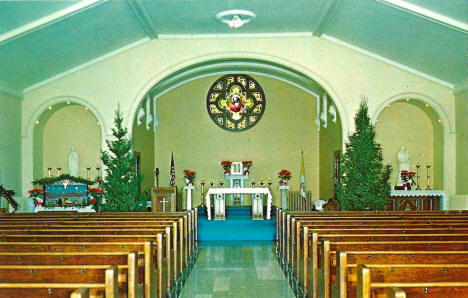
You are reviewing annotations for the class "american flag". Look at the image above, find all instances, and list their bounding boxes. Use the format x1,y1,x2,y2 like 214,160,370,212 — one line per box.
169,153,175,187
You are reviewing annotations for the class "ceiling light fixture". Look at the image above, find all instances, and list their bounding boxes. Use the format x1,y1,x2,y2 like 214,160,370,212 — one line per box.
216,10,256,29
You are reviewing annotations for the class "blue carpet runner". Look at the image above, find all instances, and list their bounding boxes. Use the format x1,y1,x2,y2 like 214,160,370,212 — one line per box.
198,206,276,241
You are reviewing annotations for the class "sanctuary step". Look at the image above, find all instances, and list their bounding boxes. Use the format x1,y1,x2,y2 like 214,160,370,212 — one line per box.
198,206,276,241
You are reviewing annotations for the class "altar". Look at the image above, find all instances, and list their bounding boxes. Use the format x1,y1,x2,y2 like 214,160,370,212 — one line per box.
388,190,447,211
205,187,272,220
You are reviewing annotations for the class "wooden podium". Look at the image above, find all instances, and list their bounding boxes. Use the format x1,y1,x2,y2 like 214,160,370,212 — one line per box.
151,187,177,212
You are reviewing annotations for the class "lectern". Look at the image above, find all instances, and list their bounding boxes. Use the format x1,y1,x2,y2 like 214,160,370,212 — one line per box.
151,187,177,212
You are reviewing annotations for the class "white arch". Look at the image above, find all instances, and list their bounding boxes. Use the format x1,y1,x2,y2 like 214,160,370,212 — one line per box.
371,92,453,135
372,92,456,200
126,52,349,146
24,95,107,144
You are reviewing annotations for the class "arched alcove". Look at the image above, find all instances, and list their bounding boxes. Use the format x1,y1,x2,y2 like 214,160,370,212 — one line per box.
33,103,102,180
375,99,444,189
133,73,342,206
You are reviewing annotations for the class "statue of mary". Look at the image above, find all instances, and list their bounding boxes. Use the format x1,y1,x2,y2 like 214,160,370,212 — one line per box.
396,146,410,185
68,147,79,177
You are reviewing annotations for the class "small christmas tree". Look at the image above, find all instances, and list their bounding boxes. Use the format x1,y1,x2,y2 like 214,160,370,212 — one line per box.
336,101,392,210
99,108,145,212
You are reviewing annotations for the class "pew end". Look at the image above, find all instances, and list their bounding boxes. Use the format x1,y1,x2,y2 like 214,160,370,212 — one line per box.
70,287,89,298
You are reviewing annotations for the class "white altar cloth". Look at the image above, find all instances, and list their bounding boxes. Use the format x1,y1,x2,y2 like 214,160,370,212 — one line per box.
390,190,447,210
34,205,95,213
205,188,272,220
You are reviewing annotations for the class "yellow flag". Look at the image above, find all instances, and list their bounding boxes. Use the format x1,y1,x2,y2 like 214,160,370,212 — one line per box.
300,150,306,199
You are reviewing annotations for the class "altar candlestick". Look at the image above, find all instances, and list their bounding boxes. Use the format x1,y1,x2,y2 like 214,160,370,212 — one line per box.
219,180,224,187
200,178,205,206
86,167,91,179
426,164,432,190
268,177,272,187
252,179,256,187
57,167,62,176
96,167,101,179
47,168,52,178
210,180,214,187
260,178,264,186
415,164,421,190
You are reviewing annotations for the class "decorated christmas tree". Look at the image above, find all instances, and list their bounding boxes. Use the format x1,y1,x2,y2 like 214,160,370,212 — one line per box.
336,101,392,210
99,108,145,212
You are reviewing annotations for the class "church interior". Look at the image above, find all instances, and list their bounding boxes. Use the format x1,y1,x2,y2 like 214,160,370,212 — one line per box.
0,1,467,297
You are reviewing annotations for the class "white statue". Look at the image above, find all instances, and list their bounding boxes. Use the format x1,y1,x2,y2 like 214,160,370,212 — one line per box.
396,146,410,185
68,147,79,177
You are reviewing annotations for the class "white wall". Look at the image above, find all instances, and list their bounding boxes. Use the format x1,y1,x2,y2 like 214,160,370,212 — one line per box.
20,36,457,207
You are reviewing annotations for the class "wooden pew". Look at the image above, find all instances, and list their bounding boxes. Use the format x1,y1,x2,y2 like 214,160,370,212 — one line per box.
277,210,468,297
0,251,140,298
71,287,90,298
356,264,468,298
0,211,198,297
309,239,468,298
0,241,159,297
335,251,468,298
297,231,468,297
0,265,118,298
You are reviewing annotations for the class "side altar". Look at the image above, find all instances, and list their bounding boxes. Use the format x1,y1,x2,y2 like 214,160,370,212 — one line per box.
30,175,96,212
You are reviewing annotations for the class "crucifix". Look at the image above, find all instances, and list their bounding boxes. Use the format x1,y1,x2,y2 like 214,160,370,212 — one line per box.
160,197,169,212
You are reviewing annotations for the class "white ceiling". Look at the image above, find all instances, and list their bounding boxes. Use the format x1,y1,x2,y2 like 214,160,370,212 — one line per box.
0,0,466,98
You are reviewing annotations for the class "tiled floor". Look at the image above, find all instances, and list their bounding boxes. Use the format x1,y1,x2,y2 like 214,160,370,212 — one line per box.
180,241,294,298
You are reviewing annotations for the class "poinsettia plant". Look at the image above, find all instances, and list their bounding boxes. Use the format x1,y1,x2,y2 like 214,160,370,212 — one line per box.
278,170,292,185
242,161,253,175
88,187,102,210
221,161,232,174
28,188,43,198
184,170,196,185
400,170,416,187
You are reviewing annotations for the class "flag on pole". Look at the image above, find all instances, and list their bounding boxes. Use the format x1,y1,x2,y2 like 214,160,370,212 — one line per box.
300,150,306,199
169,153,175,187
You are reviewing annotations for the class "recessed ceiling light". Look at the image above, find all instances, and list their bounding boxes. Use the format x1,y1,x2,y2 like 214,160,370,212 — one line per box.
216,10,256,29
35,120,39,125
48,106,52,110
67,101,70,104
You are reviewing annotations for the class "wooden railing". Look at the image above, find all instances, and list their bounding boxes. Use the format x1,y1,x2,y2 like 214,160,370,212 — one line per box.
287,191,313,211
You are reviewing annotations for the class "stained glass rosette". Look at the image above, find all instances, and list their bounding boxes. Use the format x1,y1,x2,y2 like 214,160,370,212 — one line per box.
207,74,266,132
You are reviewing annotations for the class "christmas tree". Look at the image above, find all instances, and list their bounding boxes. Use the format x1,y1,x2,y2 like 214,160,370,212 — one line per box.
336,101,392,210
99,108,145,212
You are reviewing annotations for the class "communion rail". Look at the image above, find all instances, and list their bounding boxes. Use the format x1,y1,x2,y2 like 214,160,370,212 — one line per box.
287,191,313,211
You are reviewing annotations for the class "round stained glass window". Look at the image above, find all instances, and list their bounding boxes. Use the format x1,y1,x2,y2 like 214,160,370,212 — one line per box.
206,74,266,132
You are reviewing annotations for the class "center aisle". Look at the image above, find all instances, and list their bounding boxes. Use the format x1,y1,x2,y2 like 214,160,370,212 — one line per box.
181,241,294,298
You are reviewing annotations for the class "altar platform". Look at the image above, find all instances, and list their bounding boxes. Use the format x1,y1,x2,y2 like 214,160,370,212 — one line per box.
198,206,276,241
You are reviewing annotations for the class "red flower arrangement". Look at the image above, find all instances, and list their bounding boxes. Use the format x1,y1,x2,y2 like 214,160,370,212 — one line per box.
400,170,416,189
87,187,102,208
184,170,196,185
278,170,292,185
33,198,43,207
28,188,44,197
242,161,253,175
221,161,232,174
88,187,102,194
